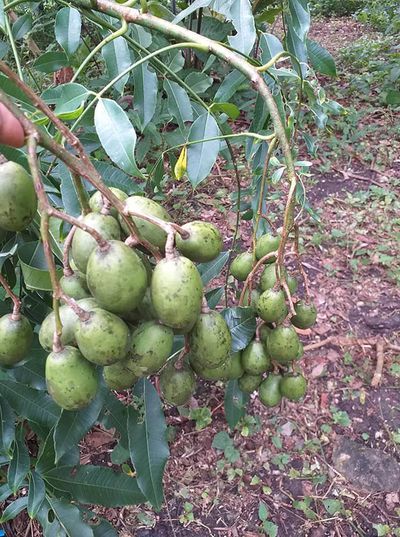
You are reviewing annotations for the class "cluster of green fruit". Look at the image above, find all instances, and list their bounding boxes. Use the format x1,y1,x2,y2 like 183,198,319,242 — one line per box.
229,235,318,406
0,160,316,413
0,162,36,369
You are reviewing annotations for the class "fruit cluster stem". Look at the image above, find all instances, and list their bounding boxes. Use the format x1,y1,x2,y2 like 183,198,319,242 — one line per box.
26,136,90,337
175,336,190,370
0,273,21,320
238,251,278,307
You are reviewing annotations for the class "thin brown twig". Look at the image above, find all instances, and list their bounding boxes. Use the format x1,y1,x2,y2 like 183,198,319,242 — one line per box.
238,250,278,306
0,273,21,319
371,338,385,387
62,226,76,276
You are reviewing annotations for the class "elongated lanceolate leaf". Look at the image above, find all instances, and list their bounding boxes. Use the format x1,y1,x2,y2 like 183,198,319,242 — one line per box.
187,112,220,187
55,7,82,55
224,380,249,430
163,79,193,130
221,307,256,352
127,379,169,510
102,36,131,95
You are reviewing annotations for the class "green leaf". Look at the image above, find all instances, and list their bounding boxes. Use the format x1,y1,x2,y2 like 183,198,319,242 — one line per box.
0,380,61,429
322,498,343,515
0,395,16,456
8,424,30,493
205,287,224,309
94,98,141,176
47,497,94,537
258,500,269,521
259,32,283,64
18,241,63,291
209,102,240,120
42,83,89,120
12,12,32,40
224,380,249,430
12,335,47,390
53,388,104,463
212,431,232,451
102,392,128,447
127,378,169,510
28,471,46,518
385,89,400,106
198,251,229,286
285,20,308,77
187,112,220,187
215,70,247,102
55,7,82,55
373,524,391,537
0,496,28,523
288,0,310,40
0,41,8,60
0,483,12,502
93,161,143,195
173,0,212,23
36,499,66,536
221,307,256,352
306,39,336,77
213,0,256,55
102,36,132,95
33,52,70,73
133,61,158,130
43,465,146,507
163,79,193,130
36,429,79,476
184,72,213,94
263,521,278,537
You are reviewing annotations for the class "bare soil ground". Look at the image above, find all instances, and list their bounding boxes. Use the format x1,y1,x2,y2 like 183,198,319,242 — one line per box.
5,16,400,537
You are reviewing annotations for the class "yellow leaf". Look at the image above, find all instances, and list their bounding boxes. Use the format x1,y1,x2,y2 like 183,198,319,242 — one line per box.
174,146,187,180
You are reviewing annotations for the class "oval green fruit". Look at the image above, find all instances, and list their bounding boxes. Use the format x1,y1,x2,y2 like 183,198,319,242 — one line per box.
226,351,244,380
89,187,128,218
257,288,288,323
259,263,298,295
151,256,203,330
259,323,273,344
189,311,232,370
60,272,91,300
0,228,7,244
230,252,253,281
291,301,317,329
46,346,98,410
0,314,33,367
242,288,260,313
255,233,280,263
176,221,223,263
75,308,130,365
241,340,271,375
238,373,263,393
279,373,307,401
267,325,300,364
71,213,121,273
103,361,139,391
121,196,171,250
160,363,196,406
86,241,147,314
189,354,230,381
128,320,174,376
0,162,37,231
258,374,282,407
39,298,98,352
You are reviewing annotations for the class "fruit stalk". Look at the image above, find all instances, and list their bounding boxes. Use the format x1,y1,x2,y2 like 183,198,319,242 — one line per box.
0,273,21,320
62,226,76,277
71,172,91,215
238,250,278,306
26,136,91,334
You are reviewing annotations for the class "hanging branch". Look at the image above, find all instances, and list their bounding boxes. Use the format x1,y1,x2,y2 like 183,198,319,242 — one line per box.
0,273,21,320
